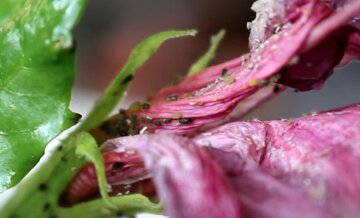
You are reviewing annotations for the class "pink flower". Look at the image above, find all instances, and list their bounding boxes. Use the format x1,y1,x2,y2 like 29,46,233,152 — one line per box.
65,1,360,217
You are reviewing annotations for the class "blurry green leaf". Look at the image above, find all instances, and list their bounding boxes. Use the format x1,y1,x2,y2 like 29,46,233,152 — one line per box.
58,194,162,218
187,29,226,76
0,0,86,191
0,0,25,25
79,29,197,132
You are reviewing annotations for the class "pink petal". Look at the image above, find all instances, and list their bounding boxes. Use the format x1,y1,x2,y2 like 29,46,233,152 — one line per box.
249,0,360,91
104,134,242,218
133,1,326,134
194,103,360,217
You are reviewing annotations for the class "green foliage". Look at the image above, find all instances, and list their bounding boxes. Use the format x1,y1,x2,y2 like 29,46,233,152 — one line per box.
0,132,161,218
0,0,86,190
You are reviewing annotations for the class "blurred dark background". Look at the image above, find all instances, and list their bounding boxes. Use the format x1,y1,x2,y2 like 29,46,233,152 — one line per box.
71,0,360,120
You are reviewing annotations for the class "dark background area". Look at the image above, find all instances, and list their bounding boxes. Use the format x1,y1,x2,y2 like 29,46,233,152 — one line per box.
71,0,360,120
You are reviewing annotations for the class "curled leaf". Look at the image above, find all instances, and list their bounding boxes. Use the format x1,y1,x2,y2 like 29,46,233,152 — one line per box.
75,133,114,208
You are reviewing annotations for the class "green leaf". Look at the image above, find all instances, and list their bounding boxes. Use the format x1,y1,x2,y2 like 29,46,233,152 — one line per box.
75,133,115,208
79,29,197,131
187,29,226,76
0,0,26,25
0,0,86,191
0,133,85,218
0,132,161,218
57,194,161,218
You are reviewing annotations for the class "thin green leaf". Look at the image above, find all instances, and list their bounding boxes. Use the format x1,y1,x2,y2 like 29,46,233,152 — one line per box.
187,29,226,76
75,133,114,208
0,0,86,191
57,194,162,218
79,29,197,131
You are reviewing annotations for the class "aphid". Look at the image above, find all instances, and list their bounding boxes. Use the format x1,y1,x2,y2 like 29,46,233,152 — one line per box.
182,93,194,98
111,162,125,171
273,85,281,93
100,121,113,134
38,183,48,192
270,74,281,83
195,101,205,106
153,120,162,126
287,55,300,66
257,79,270,87
43,202,50,211
161,118,171,123
144,117,153,124
141,102,151,110
223,75,235,85
167,94,178,101
172,113,182,119
129,115,138,127
221,68,228,77
179,118,193,124
121,74,134,85
128,101,141,112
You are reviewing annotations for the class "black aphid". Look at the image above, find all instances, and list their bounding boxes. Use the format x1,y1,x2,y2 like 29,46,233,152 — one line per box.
273,84,281,93
112,162,125,171
153,120,162,126
179,118,193,124
162,118,171,123
221,68,228,77
38,183,48,192
141,102,151,110
43,202,50,211
167,94,178,101
121,74,134,85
